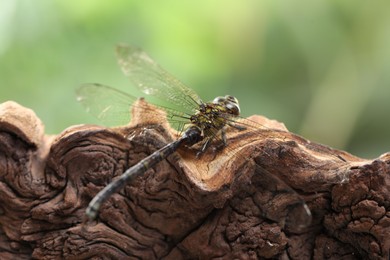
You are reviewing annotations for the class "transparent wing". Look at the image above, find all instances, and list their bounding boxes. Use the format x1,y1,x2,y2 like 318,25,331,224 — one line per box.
253,164,312,233
76,83,191,129
76,83,136,126
116,44,202,115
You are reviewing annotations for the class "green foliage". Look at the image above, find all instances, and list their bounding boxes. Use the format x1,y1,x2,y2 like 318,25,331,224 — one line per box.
1,0,389,158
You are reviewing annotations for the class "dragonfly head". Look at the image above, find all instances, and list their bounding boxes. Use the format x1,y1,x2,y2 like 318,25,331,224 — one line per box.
212,95,241,116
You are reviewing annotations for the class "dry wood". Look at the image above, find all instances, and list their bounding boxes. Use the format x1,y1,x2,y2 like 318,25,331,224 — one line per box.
0,100,389,259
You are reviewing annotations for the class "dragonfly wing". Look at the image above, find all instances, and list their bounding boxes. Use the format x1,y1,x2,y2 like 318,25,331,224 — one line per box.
76,83,192,129
253,164,312,233
76,83,136,126
116,44,202,115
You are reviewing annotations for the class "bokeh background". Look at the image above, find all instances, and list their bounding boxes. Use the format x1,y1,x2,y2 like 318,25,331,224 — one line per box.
1,0,389,158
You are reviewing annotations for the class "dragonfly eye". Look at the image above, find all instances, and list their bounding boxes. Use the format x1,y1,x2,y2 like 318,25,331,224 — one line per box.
226,102,240,116
212,96,225,104
225,95,239,105
223,95,240,115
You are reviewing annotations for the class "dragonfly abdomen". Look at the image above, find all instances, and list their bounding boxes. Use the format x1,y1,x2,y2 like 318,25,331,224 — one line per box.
86,126,202,220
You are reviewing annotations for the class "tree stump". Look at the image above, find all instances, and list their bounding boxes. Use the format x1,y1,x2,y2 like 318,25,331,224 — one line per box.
0,100,389,260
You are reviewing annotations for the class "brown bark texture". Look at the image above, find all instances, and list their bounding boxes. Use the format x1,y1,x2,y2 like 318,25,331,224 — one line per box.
0,100,389,260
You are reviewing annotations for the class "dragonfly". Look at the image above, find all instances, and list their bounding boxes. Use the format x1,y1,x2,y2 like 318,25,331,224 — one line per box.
77,44,312,232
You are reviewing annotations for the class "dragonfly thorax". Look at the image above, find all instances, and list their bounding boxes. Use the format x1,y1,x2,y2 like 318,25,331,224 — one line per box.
189,95,241,136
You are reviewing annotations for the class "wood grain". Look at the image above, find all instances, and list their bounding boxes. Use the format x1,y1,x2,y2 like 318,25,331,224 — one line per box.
0,101,389,259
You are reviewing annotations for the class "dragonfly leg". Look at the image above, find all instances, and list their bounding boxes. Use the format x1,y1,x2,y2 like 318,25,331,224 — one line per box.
209,128,229,155
212,128,229,153
228,122,246,131
221,127,227,146
196,128,220,157
196,138,212,157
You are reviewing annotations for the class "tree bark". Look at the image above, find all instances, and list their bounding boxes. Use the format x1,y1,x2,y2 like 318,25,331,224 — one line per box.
0,100,389,260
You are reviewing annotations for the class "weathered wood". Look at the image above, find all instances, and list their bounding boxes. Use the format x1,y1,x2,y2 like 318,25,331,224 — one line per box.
0,100,389,259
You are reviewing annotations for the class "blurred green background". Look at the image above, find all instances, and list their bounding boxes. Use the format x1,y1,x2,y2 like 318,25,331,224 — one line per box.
1,0,389,158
